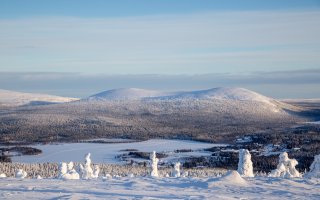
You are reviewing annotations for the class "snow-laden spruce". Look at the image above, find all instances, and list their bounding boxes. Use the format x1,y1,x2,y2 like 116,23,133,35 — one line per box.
269,152,301,178
58,162,80,180
79,153,99,179
305,154,320,178
172,162,181,178
150,151,159,177
237,149,254,177
15,169,27,179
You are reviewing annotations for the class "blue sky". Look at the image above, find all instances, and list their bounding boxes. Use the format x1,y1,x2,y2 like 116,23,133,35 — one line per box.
0,0,320,97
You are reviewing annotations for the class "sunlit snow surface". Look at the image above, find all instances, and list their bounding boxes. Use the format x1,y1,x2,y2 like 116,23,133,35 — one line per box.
0,176,319,200
12,139,222,163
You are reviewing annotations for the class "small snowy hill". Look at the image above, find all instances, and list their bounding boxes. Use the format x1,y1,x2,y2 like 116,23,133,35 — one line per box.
0,89,78,107
88,88,171,101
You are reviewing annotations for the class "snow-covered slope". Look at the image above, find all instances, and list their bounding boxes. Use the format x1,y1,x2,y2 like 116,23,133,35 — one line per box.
0,89,78,107
88,88,171,101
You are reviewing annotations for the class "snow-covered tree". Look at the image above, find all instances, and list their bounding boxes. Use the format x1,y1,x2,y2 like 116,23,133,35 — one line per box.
15,169,27,179
150,151,159,177
80,153,99,179
58,162,68,178
172,162,181,178
305,154,320,178
237,149,254,177
92,164,100,179
269,152,300,178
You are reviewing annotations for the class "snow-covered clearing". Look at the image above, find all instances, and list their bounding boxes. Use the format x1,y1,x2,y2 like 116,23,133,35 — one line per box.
0,175,319,199
11,139,222,164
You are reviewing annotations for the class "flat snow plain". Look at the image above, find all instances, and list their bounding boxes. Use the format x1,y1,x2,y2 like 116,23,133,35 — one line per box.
0,176,319,199
12,139,221,163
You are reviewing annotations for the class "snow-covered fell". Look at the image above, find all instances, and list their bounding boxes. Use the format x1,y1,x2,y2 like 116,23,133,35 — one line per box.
87,87,273,103
86,87,284,112
0,89,78,106
88,88,170,101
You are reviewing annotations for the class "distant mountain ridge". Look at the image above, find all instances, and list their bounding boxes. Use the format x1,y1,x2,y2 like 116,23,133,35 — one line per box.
0,89,78,106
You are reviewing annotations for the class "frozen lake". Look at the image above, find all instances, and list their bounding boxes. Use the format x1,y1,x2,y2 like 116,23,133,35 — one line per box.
11,139,224,164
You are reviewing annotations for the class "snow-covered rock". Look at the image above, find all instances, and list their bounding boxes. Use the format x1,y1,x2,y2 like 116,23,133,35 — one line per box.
237,149,254,177
15,169,27,179
269,152,301,178
172,162,181,178
150,151,159,178
305,154,320,178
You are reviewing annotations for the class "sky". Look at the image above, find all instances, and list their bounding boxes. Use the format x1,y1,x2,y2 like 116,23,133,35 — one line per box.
0,0,320,98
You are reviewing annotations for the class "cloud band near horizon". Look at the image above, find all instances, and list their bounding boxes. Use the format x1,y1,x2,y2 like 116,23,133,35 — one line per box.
0,69,319,99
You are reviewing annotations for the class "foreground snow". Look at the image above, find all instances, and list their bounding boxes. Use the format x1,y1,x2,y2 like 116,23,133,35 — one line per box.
0,176,319,200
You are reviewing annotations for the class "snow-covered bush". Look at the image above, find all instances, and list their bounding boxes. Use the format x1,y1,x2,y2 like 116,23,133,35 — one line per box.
237,149,254,177
305,154,320,178
59,162,80,180
80,153,99,179
15,169,27,179
0,173,6,178
269,152,300,178
172,162,181,178
150,151,159,177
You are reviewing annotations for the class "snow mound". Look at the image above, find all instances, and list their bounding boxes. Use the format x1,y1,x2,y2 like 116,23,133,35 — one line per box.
88,88,170,101
208,170,248,187
15,169,27,179
0,89,78,106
